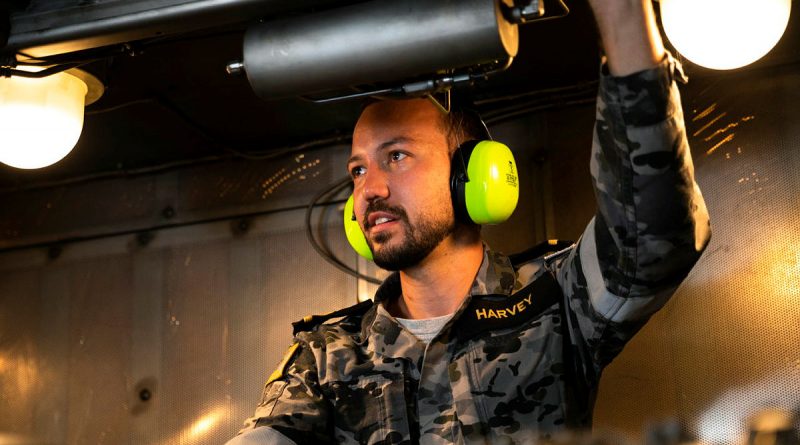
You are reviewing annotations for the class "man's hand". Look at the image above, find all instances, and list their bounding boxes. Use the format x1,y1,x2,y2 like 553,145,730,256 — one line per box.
588,0,666,76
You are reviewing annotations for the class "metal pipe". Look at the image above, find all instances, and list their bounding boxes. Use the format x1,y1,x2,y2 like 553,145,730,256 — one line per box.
243,0,518,99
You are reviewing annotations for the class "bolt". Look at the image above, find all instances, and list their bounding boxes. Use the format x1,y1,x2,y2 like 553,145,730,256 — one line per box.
226,61,245,76
232,219,250,236
136,232,154,247
139,388,151,402
161,206,175,219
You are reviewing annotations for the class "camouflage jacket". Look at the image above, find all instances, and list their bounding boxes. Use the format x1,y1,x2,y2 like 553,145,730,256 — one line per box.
230,54,711,445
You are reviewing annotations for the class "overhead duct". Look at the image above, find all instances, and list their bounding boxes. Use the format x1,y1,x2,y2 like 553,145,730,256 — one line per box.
241,0,519,99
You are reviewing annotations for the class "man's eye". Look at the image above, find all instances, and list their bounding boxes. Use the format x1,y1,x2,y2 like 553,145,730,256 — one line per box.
390,152,407,162
350,166,366,178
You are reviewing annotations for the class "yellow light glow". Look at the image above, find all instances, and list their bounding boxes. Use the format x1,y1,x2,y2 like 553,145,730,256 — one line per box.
659,0,791,70
767,244,800,298
154,406,227,445
187,409,222,439
0,70,88,169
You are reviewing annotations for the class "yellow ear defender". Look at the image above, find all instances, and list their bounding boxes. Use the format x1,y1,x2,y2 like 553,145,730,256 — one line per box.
344,194,374,261
343,139,519,260
451,140,519,225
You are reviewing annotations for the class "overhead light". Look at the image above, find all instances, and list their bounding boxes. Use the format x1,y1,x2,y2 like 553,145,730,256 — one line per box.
659,0,792,70
0,68,104,169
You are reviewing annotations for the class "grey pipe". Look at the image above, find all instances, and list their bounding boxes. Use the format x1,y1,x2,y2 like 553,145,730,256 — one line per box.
243,0,518,99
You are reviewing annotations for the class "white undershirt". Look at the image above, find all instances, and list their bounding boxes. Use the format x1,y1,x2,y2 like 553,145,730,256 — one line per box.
396,313,455,344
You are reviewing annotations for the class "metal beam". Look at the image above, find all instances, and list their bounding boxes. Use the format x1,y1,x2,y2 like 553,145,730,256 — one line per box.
5,0,344,57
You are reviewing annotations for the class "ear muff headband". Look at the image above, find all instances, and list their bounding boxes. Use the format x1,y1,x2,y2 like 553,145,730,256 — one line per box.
344,140,519,260
343,195,373,260
451,140,519,225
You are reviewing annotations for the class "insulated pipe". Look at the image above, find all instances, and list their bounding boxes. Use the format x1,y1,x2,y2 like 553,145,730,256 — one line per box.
243,0,518,99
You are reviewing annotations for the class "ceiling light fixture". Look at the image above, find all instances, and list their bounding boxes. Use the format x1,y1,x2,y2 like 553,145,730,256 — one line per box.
659,0,792,70
0,68,104,169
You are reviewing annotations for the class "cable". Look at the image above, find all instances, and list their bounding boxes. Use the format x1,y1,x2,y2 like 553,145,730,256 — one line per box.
305,176,383,285
474,80,598,107
484,96,596,126
84,94,352,160
1,61,85,78
481,89,597,122
153,94,354,161
85,98,157,116
0,197,348,255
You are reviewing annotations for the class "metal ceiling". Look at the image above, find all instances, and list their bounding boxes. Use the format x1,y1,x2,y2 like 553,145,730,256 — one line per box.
1,0,799,192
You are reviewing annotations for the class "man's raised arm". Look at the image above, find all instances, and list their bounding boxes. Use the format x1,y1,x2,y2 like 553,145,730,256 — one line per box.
589,0,665,76
556,0,712,368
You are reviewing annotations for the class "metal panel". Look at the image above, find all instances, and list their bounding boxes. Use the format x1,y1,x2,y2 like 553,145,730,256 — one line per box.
0,269,40,435
0,144,348,251
35,267,71,443
0,199,356,443
593,65,800,442
65,258,134,444
130,251,165,444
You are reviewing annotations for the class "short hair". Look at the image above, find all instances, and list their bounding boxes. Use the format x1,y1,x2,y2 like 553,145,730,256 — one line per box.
442,106,491,152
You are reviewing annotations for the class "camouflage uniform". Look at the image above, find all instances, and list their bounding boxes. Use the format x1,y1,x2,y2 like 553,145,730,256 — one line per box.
230,54,711,444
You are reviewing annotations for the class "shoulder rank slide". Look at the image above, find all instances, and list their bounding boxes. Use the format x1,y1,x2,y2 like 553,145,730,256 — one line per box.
291,299,374,335
508,239,574,266
266,342,301,386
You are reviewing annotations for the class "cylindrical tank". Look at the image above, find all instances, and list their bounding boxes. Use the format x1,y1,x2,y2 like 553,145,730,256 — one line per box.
243,0,518,99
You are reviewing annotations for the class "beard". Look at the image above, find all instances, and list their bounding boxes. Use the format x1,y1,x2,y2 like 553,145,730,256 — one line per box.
364,201,454,271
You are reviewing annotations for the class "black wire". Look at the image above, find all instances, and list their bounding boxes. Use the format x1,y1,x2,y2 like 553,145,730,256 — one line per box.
474,80,598,107
305,176,383,285
13,42,140,65
483,96,596,126
85,98,157,115
0,197,348,255
152,94,354,161
2,62,85,78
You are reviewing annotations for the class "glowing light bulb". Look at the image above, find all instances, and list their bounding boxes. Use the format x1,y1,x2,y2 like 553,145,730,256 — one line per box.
659,0,791,70
0,69,102,169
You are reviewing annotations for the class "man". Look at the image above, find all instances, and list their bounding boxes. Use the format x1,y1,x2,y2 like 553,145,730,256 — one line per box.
229,0,711,443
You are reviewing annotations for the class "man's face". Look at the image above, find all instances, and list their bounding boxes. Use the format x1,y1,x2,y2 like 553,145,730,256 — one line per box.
348,99,455,271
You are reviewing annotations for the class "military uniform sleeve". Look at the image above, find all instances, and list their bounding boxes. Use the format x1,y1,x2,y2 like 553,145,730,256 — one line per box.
234,341,334,444
225,426,297,445
556,53,711,369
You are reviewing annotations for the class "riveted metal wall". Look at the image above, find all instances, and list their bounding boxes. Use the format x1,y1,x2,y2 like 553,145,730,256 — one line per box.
0,208,357,444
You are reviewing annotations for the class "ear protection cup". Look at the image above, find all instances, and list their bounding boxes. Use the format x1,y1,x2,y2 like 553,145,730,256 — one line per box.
344,194,374,260
343,140,519,259
451,140,519,225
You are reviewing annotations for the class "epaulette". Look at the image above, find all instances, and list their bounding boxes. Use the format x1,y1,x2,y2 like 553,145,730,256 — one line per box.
508,239,574,267
291,299,374,335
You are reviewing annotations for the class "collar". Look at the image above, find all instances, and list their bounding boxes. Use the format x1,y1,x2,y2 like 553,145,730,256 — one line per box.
372,246,517,306
362,247,519,345
360,246,560,353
